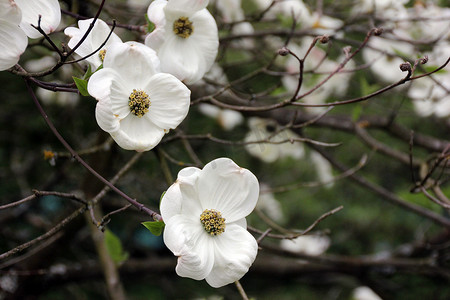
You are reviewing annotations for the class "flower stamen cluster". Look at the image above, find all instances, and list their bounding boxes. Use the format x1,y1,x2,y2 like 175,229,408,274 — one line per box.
173,17,194,38
128,89,150,117
200,209,225,236
98,49,106,62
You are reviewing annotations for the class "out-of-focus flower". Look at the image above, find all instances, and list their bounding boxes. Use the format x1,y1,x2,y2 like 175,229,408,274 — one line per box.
351,0,408,17
64,18,123,69
15,0,61,39
145,0,219,84
127,0,152,9
211,0,254,48
282,40,354,114
409,42,450,118
160,157,259,288
244,117,305,163
351,286,382,300
0,0,27,71
253,0,311,21
280,235,331,256
310,151,334,188
212,0,243,23
198,104,244,131
362,36,414,83
36,86,80,107
410,77,450,118
307,12,344,36
257,184,284,222
87,42,190,151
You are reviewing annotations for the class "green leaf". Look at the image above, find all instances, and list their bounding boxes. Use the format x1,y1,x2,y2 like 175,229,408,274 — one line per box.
422,65,447,74
145,14,155,33
351,104,362,122
72,76,89,96
142,221,165,236
359,76,379,96
82,65,93,80
104,229,129,264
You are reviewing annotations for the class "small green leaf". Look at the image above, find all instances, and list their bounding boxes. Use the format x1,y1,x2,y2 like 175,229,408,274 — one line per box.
72,76,89,96
359,76,379,96
142,221,165,236
422,65,447,74
351,104,362,122
104,229,129,264
82,65,93,80
145,14,155,33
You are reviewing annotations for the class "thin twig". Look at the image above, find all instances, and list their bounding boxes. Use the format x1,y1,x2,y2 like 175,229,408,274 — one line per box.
25,80,162,221
235,280,250,300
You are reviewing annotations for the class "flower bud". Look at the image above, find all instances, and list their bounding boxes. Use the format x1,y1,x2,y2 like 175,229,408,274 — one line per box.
278,47,290,56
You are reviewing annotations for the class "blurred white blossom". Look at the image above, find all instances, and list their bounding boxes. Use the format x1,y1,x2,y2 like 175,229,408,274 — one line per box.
362,36,414,83
244,117,304,163
282,39,354,114
257,184,284,222
198,104,244,131
352,286,382,300
280,235,331,256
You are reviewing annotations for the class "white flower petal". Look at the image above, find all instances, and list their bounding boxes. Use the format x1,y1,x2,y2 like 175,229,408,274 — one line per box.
88,68,122,102
161,167,203,222
147,0,167,27
144,73,191,129
144,27,167,51
103,42,161,88
64,18,123,69
205,223,258,288
110,114,165,151
165,0,209,16
95,98,121,133
197,158,259,222
0,0,22,24
15,0,61,39
88,68,125,133
88,65,131,121
0,20,27,71
163,214,214,280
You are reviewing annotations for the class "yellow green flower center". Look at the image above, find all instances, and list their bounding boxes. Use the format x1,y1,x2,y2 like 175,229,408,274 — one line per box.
128,89,150,117
173,17,194,38
200,209,225,236
99,49,107,62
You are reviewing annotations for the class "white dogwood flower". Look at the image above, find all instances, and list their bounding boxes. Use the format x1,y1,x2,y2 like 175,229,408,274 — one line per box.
87,42,191,151
198,104,243,131
244,117,304,163
15,0,61,39
160,158,259,288
0,0,27,71
362,36,414,83
352,286,382,300
64,18,123,69
280,235,331,256
145,0,219,84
